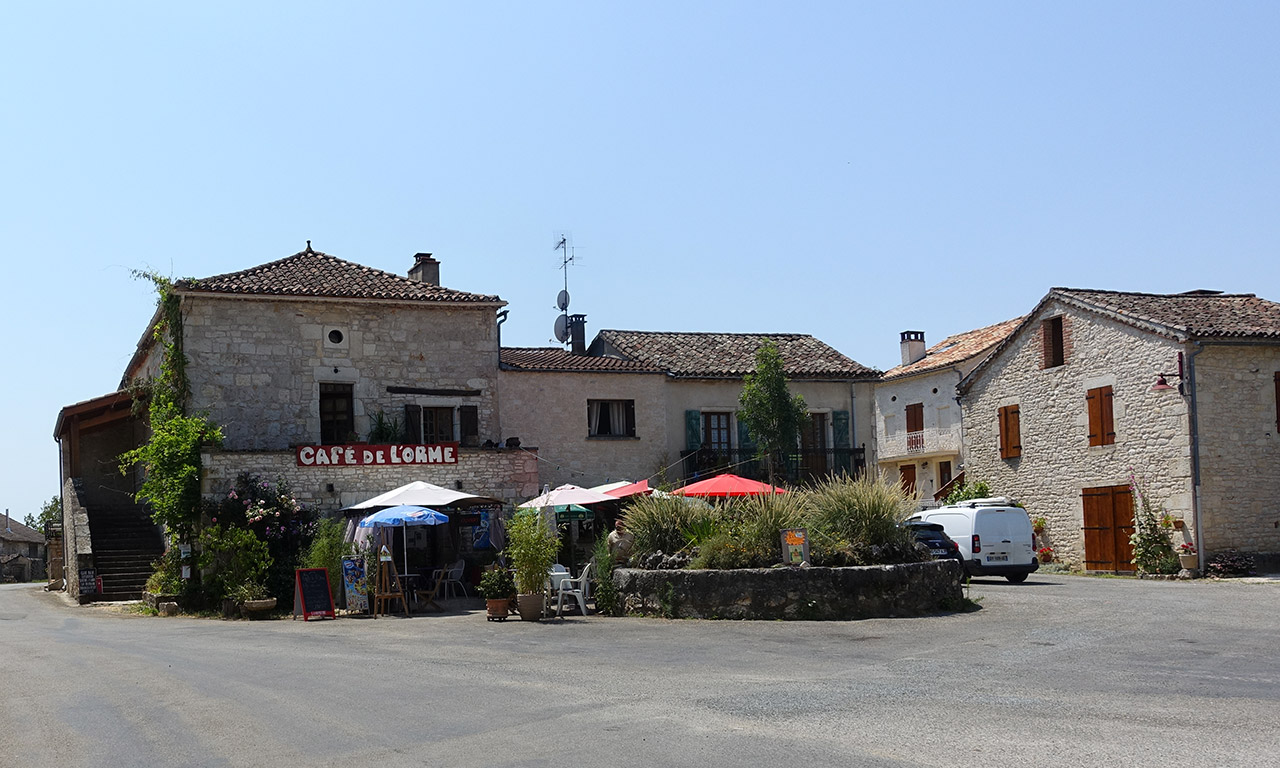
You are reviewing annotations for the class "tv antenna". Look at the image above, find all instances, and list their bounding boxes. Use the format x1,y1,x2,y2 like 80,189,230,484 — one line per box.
552,234,574,344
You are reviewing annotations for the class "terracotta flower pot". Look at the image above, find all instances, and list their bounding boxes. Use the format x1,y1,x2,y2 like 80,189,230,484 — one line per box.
1178,553,1199,570
486,598,511,621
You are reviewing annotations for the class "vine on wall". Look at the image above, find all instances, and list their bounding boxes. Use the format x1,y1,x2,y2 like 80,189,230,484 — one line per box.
119,271,223,539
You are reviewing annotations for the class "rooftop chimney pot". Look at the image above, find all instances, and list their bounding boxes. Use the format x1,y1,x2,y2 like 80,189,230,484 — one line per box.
408,253,440,285
900,330,927,366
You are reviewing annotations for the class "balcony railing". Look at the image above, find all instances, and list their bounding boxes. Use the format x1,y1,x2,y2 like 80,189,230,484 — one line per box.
678,447,866,486
906,430,925,454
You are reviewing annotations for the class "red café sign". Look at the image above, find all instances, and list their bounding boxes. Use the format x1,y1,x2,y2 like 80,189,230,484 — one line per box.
296,443,460,467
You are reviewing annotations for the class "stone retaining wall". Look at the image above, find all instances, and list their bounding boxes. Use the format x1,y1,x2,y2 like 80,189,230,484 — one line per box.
613,560,963,620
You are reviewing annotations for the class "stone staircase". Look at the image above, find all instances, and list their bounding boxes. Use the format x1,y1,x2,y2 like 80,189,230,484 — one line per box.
87,505,164,601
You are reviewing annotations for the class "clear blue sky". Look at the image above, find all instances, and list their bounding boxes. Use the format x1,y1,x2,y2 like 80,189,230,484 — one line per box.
3,3,1278,520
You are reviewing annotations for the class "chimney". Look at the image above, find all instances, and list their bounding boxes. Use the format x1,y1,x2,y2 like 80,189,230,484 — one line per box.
408,253,440,285
900,331,926,366
569,314,587,355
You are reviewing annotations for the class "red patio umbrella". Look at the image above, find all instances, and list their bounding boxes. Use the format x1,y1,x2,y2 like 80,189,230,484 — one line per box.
672,473,786,497
604,479,652,499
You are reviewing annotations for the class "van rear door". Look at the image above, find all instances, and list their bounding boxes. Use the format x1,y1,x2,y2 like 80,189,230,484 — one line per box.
974,509,1034,566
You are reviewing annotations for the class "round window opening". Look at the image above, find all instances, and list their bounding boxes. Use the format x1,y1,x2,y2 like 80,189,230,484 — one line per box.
932,388,938,394
328,329,345,344
890,396,897,402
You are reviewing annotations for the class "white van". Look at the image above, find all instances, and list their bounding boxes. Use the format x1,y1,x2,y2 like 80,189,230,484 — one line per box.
909,497,1038,583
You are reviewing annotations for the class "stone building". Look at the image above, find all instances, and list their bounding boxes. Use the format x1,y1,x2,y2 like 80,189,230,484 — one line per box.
54,247,540,601
500,329,880,490
958,288,1280,572
875,318,1022,505
0,515,46,582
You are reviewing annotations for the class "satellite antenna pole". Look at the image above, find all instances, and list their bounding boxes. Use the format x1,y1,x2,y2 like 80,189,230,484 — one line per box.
553,235,573,346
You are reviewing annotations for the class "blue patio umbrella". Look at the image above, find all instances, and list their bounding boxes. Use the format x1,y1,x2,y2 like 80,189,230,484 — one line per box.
358,505,449,577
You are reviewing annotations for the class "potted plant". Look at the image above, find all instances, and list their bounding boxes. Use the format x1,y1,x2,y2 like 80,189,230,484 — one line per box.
1032,516,1047,535
477,566,516,621
234,580,276,618
1037,546,1055,564
1177,542,1198,570
503,510,560,622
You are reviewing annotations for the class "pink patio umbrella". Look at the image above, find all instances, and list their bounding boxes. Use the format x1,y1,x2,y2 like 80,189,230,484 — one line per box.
672,473,787,498
604,479,652,499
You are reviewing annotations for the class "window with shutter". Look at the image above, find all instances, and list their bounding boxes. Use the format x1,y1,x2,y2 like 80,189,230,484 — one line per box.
588,400,636,437
703,412,731,452
998,404,1021,459
1086,386,1115,446
422,407,454,443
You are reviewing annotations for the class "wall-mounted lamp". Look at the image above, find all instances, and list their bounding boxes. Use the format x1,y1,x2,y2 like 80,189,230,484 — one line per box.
1152,352,1186,394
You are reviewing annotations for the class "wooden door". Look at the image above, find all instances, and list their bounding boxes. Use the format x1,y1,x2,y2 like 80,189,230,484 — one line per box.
801,413,828,478
1081,484,1134,571
899,464,917,496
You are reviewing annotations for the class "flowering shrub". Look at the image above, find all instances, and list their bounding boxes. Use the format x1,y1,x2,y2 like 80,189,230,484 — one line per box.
212,473,318,608
1037,546,1054,561
1206,550,1255,577
1128,472,1178,574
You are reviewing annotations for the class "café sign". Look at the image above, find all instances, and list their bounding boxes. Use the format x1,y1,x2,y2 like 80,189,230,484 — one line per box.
296,443,459,467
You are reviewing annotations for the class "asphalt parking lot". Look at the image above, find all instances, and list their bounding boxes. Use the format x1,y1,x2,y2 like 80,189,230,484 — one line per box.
2,573,1278,767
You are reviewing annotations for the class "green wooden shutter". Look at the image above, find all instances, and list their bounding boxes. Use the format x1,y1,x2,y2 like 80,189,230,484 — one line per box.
685,410,702,451
832,410,851,449
736,413,756,453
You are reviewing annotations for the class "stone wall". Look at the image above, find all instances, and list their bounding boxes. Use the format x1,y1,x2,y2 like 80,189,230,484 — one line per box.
201,446,540,513
180,295,502,451
1193,344,1280,561
498,369,670,490
61,478,93,602
961,301,1194,569
613,561,962,620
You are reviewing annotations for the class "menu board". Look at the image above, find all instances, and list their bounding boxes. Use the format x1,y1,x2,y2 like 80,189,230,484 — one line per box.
293,568,335,621
79,568,98,594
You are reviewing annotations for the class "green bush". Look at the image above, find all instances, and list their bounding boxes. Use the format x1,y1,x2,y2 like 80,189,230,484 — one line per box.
690,532,756,570
477,566,516,600
805,473,919,565
590,536,622,616
198,524,272,603
505,510,560,594
145,547,185,595
1129,474,1178,575
624,494,705,555
942,478,991,506
302,517,350,600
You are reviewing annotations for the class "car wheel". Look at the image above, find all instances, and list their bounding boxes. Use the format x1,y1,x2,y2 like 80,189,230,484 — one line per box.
1005,573,1028,584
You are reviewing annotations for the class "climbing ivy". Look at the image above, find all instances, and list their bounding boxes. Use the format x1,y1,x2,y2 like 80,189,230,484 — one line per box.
119,271,222,538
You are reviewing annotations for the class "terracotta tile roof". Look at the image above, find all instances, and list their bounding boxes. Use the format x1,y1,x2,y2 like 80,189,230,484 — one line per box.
1,518,45,545
592,330,879,380
500,347,665,374
175,248,504,304
1052,288,1280,339
883,317,1025,380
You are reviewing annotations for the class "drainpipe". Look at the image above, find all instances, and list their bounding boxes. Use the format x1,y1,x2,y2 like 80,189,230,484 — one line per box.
1186,341,1206,572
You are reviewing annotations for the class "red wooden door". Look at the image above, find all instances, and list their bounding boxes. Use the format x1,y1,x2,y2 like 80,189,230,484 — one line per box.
900,464,917,496
1082,485,1134,571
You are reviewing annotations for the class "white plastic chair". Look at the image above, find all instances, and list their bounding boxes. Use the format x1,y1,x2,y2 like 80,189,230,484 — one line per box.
436,559,468,599
555,561,593,617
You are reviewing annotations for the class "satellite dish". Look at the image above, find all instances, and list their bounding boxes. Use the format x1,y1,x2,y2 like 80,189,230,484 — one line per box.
556,289,570,311
553,315,569,343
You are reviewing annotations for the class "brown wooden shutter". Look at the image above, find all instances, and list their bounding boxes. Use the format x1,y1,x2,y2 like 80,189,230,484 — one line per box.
404,404,421,443
1275,372,1279,433
905,403,924,433
460,405,479,446
998,407,1009,458
1101,386,1115,445
1086,388,1101,445
1008,405,1021,457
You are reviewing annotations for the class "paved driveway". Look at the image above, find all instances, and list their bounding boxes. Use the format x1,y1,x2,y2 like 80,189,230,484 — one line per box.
2,574,1277,767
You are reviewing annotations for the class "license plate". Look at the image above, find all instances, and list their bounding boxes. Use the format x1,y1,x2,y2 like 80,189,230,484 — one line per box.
986,555,1008,562
930,549,948,556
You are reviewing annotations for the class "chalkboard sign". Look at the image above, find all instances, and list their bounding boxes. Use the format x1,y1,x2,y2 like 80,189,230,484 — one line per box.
293,568,335,621
79,568,98,594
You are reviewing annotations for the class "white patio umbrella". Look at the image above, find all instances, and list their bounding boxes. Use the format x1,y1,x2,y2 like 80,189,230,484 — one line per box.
518,484,617,509
357,504,449,578
346,480,500,510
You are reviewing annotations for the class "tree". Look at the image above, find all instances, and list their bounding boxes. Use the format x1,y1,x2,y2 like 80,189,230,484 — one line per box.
24,496,61,533
738,339,807,488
